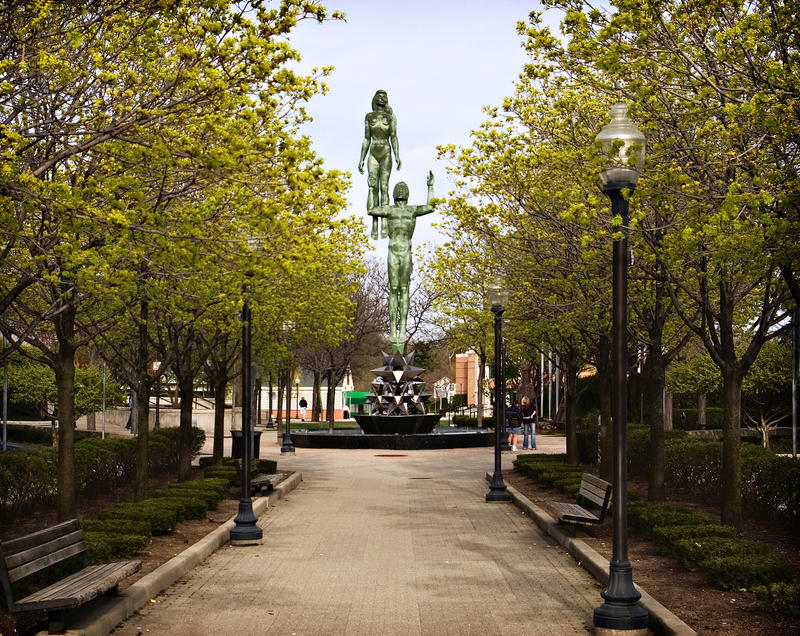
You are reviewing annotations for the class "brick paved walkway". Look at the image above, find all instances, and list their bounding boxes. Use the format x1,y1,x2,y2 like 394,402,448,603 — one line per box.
113,440,601,635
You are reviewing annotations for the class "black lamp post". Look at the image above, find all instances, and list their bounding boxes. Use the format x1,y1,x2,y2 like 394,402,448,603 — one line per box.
486,280,511,502
593,103,648,633
295,377,300,424
152,361,161,431
230,287,263,545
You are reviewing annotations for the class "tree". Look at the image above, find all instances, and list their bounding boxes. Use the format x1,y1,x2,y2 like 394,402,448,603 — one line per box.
1,0,347,517
425,235,496,428
524,0,796,529
742,338,793,448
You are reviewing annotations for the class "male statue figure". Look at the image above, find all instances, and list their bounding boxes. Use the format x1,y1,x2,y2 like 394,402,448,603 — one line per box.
370,171,434,354
358,89,401,240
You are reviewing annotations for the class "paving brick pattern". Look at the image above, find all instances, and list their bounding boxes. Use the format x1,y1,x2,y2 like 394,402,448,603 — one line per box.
114,444,601,636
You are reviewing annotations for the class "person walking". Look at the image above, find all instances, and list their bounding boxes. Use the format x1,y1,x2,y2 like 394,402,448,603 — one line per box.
506,400,523,451
521,396,537,450
299,397,308,422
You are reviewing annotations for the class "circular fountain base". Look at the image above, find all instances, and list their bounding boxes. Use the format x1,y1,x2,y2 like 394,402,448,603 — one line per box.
290,427,493,450
354,413,441,435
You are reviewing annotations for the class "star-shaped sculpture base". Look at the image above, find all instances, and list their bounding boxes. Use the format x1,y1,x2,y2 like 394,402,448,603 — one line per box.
354,350,441,435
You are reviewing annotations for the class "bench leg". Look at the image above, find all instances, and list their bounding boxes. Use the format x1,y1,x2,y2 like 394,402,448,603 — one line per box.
47,609,66,634
104,583,120,597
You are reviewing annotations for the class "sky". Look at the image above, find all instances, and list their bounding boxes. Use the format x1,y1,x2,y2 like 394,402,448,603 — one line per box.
286,0,559,251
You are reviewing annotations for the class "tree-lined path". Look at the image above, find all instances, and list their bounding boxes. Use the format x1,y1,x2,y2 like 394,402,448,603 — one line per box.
114,443,600,635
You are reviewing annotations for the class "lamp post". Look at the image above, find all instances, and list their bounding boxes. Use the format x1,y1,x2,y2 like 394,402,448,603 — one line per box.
593,103,648,633
295,377,300,425
486,280,511,502
230,286,263,545
152,361,161,431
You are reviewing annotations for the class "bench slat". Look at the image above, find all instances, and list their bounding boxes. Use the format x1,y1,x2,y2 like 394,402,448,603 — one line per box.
2,520,81,555
249,473,281,494
5,530,85,571
7,540,88,583
546,473,611,527
14,560,141,612
546,502,600,524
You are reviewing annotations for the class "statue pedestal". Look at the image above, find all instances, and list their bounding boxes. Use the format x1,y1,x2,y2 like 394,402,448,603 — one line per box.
355,351,441,436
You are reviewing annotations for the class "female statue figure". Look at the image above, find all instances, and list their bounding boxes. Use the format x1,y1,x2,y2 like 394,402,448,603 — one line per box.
358,89,401,240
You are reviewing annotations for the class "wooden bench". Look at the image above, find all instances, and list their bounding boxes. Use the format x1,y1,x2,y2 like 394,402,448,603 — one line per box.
546,473,612,529
0,519,141,634
249,473,282,496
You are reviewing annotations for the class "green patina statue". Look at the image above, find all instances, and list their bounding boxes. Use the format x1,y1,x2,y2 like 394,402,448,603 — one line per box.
370,171,435,354
358,89,401,240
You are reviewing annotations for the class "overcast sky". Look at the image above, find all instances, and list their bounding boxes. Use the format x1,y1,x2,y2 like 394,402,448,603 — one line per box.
287,0,558,250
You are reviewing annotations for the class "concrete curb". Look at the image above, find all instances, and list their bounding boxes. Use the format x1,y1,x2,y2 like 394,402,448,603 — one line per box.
486,473,696,636
59,472,303,636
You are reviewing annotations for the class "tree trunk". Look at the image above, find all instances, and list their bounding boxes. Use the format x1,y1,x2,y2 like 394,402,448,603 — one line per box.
213,369,227,466
176,370,195,482
134,300,150,502
53,320,77,522
644,350,666,501
133,383,150,501
596,335,613,480
664,392,673,430
698,394,707,428
312,369,322,421
720,371,743,530
326,368,336,427
564,353,579,465
276,369,284,427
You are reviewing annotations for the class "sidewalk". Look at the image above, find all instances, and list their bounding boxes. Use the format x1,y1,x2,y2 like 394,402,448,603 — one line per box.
109,435,603,635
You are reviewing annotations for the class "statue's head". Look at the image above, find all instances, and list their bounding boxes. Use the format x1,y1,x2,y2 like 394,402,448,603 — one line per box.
372,89,389,111
393,181,409,202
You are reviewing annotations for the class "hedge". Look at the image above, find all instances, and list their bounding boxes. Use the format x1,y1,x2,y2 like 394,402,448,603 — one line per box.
0,426,205,520
152,496,207,520
651,524,737,556
702,554,794,591
754,583,800,617
97,501,178,535
628,501,710,539
84,531,150,561
672,536,768,569
515,454,796,594
203,466,238,485
452,415,479,427
156,486,221,510
628,427,800,522
80,519,152,537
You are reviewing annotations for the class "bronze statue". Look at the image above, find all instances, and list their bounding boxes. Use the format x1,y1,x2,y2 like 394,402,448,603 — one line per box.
358,89,401,240
369,172,434,354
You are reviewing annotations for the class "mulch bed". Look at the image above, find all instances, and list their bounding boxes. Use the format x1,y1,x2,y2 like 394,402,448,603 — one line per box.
0,471,241,635
504,470,800,636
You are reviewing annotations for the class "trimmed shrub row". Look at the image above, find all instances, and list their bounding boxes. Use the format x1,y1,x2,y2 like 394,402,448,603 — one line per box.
626,486,795,591
513,454,584,498
203,466,238,485
628,427,800,522
754,583,800,617
452,415,479,427
81,476,230,563
94,476,229,540
516,455,795,593
0,427,206,520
